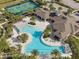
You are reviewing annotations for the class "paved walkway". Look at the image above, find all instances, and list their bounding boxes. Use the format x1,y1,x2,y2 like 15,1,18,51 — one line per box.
62,0,79,9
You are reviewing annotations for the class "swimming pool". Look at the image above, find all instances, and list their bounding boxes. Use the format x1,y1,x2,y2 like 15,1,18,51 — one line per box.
17,24,65,54
6,2,39,14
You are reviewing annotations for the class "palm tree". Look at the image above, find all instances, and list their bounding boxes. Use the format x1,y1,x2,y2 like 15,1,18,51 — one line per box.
62,57,71,59
0,39,9,53
29,16,36,25
49,4,56,11
5,25,13,38
35,0,47,5
31,16,35,22
58,7,62,11
67,8,73,16
31,49,39,56
27,55,36,59
51,49,61,59
43,26,52,38
0,15,6,23
51,0,55,3
36,0,42,4
3,10,22,23
27,49,39,59
0,28,3,38
17,33,28,43
55,0,61,2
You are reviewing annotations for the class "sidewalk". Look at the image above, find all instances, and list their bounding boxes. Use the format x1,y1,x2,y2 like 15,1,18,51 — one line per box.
61,0,79,9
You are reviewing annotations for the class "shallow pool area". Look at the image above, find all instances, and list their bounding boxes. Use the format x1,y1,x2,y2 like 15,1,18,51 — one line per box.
17,24,65,54
6,2,39,14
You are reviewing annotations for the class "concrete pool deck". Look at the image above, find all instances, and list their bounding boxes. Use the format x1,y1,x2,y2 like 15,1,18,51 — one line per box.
14,20,65,54
14,16,49,31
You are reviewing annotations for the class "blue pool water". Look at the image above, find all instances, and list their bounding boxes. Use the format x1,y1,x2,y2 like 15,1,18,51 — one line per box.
18,24,64,54
7,2,39,14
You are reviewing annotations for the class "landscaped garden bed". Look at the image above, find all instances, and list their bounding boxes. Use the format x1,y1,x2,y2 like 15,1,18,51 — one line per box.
28,22,36,25
43,25,52,38
65,36,79,59
28,16,36,25
17,33,28,43
2,22,13,38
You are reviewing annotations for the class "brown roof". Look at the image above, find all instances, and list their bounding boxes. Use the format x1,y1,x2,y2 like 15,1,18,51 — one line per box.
35,8,50,19
52,16,79,39
51,16,67,32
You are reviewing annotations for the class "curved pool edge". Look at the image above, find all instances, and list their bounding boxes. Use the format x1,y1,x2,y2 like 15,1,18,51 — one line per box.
41,34,63,46
21,32,32,54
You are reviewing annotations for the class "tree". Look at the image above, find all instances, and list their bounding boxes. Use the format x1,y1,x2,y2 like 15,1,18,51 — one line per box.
31,16,35,22
55,0,61,2
43,26,52,38
0,15,6,23
36,0,42,4
3,10,22,23
27,56,36,59
17,33,28,43
49,4,56,11
58,7,62,11
29,16,36,25
62,57,72,59
27,49,39,59
0,28,4,38
36,0,47,5
3,23,13,38
0,39,9,53
31,49,39,56
51,49,61,59
67,8,73,16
